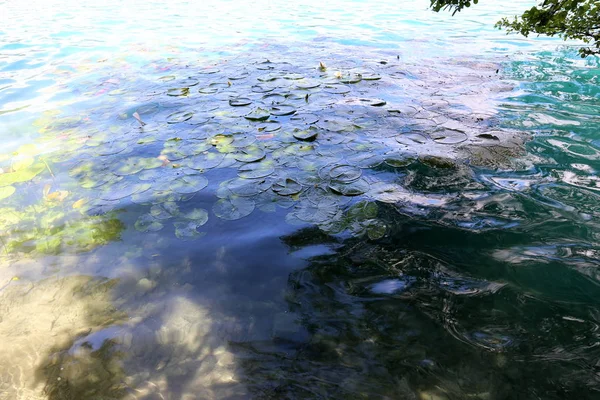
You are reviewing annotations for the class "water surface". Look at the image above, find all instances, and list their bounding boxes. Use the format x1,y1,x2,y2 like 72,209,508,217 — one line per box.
1,1,600,399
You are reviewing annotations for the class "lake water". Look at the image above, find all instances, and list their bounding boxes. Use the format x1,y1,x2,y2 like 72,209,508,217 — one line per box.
1,1,600,399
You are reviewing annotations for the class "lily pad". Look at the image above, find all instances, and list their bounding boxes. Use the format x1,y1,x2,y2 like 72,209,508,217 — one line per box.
257,121,282,132
366,220,387,239
12,156,34,171
339,73,362,84
0,162,46,187
167,111,194,124
174,221,206,240
182,208,209,224
234,146,266,162
283,73,304,80
150,202,179,220
270,105,297,116
113,157,162,176
101,182,151,201
244,108,271,121
272,178,303,196
295,198,339,224
258,73,280,82
135,214,164,232
359,98,386,107
296,79,321,89
213,196,255,220
229,98,252,107
329,164,362,182
431,129,468,144
396,133,429,145
227,178,269,196
238,161,275,179
184,152,225,170
0,186,16,200
292,127,319,141
323,85,351,94
290,113,319,125
170,175,208,194
198,67,220,74
251,84,276,93
96,141,128,156
263,93,288,105
329,178,370,196
167,88,190,97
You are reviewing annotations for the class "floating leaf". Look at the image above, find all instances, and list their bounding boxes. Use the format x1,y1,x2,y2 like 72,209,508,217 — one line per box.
296,79,320,89
290,113,319,125
328,165,362,183
256,121,281,132
227,178,269,196
348,201,379,220
295,199,339,224
231,135,257,148
272,178,302,196
396,133,429,145
229,98,252,107
234,146,266,162
0,163,45,187
167,111,194,124
179,78,199,86
198,67,220,74
292,127,319,141
366,220,387,239
271,105,296,116
251,84,276,93
101,182,151,201
317,117,357,132
46,190,69,202
0,186,15,200
213,196,255,220
360,72,382,81
170,175,208,194
96,141,128,156
12,156,34,171
359,98,386,107
258,73,279,82
323,85,351,94
263,93,287,105
113,157,162,176
339,73,362,84
135,214,164,232
329,178,370,196
174,221,206,240
167,88,189,97
244,108,271,121
182,208,209,224
150,202,179,220
284,73,304,80
238,161,275,179
72,198,87,209
431,129,468,144
185,152,225,170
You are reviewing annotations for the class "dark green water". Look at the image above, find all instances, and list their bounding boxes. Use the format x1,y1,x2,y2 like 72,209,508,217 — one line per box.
1,1,600,399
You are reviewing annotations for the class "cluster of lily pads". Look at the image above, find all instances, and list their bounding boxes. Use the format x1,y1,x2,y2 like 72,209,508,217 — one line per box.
3,56,502,248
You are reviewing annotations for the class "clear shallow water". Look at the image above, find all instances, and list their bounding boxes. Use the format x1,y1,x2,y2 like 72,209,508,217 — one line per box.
1,1,600,399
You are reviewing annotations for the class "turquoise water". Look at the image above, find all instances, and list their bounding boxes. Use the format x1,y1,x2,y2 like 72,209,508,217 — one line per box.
1,1,600,399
